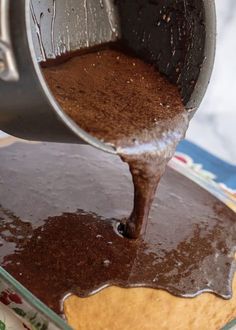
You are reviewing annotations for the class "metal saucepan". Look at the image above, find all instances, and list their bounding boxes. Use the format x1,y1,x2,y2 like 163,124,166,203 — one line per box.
0,0,216,153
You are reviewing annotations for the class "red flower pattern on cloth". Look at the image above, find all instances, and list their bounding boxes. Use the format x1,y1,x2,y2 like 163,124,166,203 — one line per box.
0,290,22,306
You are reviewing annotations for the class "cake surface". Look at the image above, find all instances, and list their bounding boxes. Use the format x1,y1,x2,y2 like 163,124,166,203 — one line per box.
64,277,236,330
0,141,235,329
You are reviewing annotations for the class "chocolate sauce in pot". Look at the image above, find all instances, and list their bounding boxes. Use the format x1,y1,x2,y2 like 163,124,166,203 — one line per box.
0,142,236,314
43,48,189,238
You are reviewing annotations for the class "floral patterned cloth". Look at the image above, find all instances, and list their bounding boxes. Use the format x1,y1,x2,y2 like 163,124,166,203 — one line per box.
172,140,236,212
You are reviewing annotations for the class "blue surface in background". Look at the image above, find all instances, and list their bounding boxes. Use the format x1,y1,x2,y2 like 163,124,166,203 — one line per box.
177,140,236,190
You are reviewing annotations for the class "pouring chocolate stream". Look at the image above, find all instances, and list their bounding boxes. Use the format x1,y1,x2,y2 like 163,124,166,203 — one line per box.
43,47,189,238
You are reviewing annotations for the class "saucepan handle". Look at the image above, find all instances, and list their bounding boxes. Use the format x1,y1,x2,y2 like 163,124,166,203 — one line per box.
0,0,19,81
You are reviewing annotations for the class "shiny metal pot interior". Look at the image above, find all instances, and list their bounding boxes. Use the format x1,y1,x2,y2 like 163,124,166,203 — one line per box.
0,0,216,153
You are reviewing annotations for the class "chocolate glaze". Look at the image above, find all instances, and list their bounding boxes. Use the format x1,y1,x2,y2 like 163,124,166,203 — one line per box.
43,48,189,238
0,142,236,314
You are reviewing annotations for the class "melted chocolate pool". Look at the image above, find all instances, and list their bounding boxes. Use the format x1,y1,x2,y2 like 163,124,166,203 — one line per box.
43,48,189,238
0,142,235,314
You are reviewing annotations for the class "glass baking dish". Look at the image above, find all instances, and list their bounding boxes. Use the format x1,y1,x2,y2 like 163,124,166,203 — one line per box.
0,267,71,330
